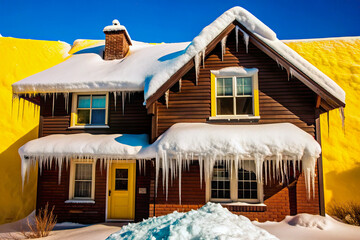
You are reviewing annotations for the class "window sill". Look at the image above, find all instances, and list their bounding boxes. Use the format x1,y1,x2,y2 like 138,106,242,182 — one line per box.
68,125,110,129
208,116,260,122
221,202,266,207
221,202,267,212
64,200,95,204
220,202,267,212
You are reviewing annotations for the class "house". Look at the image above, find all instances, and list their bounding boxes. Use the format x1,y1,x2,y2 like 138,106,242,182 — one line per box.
13,7,345,223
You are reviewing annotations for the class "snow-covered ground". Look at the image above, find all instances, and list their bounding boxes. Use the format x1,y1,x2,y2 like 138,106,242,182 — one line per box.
1,204,359,240
254,213,360,240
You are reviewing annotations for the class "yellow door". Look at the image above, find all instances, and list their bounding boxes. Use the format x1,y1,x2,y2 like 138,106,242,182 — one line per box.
108,162,136,220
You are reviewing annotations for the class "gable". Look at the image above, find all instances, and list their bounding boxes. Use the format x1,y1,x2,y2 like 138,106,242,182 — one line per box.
145,7,345,111
153,30,317,139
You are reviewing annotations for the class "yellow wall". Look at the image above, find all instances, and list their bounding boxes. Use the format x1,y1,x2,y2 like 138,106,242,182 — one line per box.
0,37,70,224
286,37,360,208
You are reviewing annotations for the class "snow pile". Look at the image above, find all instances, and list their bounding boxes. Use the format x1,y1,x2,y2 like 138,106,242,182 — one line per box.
255,214,360,240
19,133,150,185
285,214,330,230
107,202,278,240
139,123,321,201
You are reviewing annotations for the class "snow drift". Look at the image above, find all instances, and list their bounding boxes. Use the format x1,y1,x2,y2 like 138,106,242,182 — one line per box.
106,202,278,240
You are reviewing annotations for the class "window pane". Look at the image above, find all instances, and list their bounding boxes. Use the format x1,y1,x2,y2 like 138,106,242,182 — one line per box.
251,190,258,199
217,78,224,96
236,97,252,115
217,78,233,96
91,109,106,125
236,77,252,96
238,161,258,200
217,98,234,115
78,95,91,108
77,110,90,124
74,181,91,198
92,95,106,108
211,163,230,199
236,78,243,95
75,164,92,180
115,180,128,190
243,86,252,95
116,169,128,178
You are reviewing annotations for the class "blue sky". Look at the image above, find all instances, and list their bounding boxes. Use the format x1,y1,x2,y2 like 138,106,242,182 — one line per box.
1,0,359,44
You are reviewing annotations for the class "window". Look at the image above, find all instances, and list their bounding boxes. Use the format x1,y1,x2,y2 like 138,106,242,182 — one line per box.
208,161,262,203
210,67,259,119
71,93,108,127
69,160,96,200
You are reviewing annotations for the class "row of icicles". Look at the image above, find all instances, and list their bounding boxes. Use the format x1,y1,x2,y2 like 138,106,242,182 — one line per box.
12,91,139,117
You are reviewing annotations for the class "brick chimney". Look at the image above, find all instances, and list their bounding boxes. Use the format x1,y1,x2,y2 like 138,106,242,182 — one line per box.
103,19,132,60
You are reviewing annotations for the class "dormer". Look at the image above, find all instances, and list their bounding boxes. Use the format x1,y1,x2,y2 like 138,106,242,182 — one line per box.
103,19,132,60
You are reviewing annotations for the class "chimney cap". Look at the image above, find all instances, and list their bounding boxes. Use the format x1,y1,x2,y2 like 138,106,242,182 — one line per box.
103,19,126,32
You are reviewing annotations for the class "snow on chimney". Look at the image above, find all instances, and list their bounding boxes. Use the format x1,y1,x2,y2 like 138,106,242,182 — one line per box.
103,19,132,60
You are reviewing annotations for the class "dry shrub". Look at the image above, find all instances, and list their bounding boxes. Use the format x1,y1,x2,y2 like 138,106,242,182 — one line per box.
328,201,360,226
22,203,57,238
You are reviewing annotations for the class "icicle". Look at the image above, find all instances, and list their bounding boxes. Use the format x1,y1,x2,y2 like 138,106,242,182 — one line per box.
113,92,117,111
179,78,182,92
235,26,239,52
201,48,206,68
194,53,201,85
290,68,295,79
221,36,227,61
57,158,63,184
64,93,69,113
165,89,169,108
339,107,345,130
178,154,182,205
122,92,125,115
236,26,249,53
52,93,55,116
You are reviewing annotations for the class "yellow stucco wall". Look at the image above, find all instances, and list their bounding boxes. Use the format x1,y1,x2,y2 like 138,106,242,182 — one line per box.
286,37,360,208
0,37,70,224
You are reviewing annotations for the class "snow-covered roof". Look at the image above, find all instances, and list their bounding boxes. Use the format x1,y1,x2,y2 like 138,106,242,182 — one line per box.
138,122,321,200
19,133,150,160
19,133,150,185
12,7,345,105
140,123,321,159
12,41,189,94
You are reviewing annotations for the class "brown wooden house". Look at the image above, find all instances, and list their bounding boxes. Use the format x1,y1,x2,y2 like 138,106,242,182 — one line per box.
13,7,345,223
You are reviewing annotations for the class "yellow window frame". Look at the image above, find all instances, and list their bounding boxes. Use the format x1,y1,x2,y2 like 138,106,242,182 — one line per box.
70,92,109,127
210,69,259,118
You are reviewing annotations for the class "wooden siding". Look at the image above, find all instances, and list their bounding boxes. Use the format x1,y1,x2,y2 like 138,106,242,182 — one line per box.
39,92,151,137
155,29,316,137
